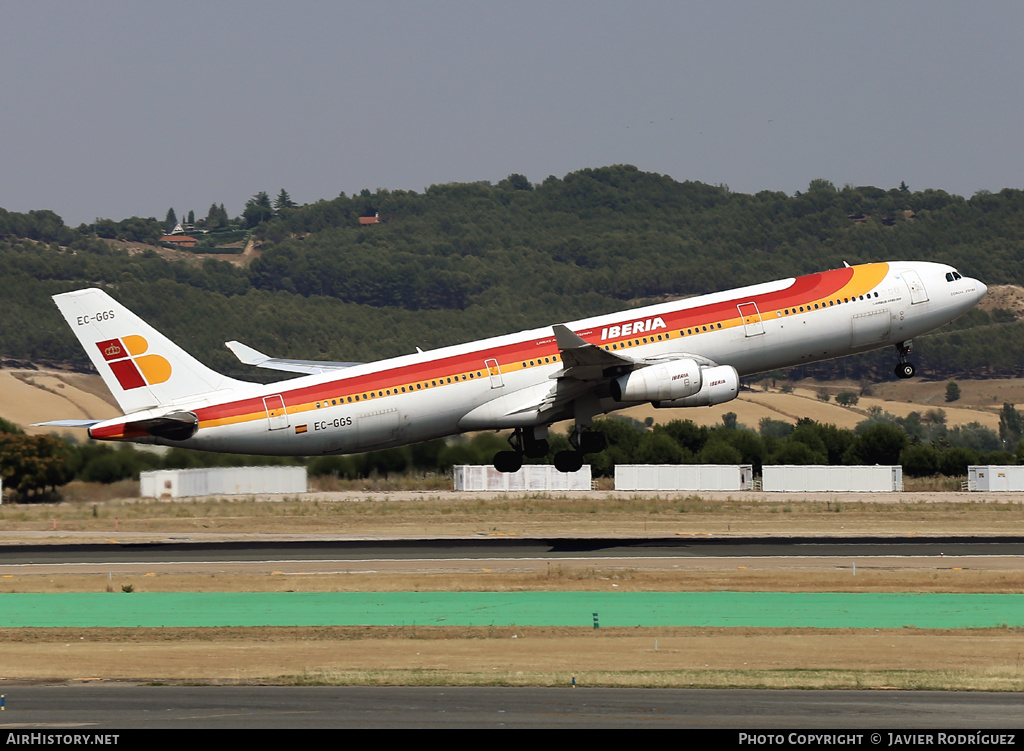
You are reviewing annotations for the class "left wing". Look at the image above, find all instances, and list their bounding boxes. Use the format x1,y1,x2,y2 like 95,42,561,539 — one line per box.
225,340,362,375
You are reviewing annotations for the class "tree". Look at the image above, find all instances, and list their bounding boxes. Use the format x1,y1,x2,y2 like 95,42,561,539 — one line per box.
835,391,859,407
998,403,1024,448
243,192,274,228
164,208,177,232
499,173,533,191
274,189,297,212
0,434,74,500
945,381,961,403
844,423,906,465
204,203,229,230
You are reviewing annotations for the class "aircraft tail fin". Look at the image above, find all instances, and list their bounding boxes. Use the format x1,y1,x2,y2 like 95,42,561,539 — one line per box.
53,288,251,415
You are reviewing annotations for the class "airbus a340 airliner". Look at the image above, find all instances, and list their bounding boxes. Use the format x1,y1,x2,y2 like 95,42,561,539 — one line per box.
39,260,985,472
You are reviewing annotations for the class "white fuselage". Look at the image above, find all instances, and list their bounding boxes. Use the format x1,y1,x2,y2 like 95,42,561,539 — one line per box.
87,261,985,455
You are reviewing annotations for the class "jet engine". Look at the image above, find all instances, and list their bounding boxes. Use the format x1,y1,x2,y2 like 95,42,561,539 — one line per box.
611,358,702,402
652,365,739,408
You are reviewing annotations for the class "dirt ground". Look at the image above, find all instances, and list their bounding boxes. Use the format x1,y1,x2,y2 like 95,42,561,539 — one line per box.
3,626,1022,690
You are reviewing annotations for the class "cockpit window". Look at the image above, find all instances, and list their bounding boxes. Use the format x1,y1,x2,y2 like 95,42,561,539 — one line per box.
946,271,963,282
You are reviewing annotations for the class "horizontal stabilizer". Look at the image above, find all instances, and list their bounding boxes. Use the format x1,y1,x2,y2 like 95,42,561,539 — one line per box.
225,340,361,375
32,419,102,429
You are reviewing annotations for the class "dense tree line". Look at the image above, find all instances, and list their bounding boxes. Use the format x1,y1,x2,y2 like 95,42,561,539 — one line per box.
8,405,1024,501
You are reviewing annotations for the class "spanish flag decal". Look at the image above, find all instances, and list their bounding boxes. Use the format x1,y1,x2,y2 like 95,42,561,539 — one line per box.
295,425,308,434
96,335,171,390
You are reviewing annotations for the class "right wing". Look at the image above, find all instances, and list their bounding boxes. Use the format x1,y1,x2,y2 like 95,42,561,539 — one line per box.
225,341,362,375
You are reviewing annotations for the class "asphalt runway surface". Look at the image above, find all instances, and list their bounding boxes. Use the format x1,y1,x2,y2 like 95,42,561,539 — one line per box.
2,685,1023,729
3,536,1024,580
5,535,1024,565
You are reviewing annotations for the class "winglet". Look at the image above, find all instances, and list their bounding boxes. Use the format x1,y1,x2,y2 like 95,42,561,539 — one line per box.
551,323,634,379
225,340,271,367
552,324,589,350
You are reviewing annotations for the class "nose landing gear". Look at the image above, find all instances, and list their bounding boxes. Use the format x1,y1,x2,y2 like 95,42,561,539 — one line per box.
894,341,916,379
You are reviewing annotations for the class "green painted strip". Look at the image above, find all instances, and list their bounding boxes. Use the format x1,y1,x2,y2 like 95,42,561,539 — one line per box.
3,592,1024,629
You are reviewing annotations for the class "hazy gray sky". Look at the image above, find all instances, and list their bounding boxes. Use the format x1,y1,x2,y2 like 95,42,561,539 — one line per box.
3,1,1022,225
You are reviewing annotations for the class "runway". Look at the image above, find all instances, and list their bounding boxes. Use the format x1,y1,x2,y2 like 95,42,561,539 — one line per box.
2,686,1023,729
5,535,1024,563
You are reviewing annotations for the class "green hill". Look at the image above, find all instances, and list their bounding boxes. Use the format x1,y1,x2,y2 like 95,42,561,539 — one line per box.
2,166,1022,380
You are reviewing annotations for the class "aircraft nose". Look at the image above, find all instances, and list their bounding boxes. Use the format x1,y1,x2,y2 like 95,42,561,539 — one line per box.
975,280,988,301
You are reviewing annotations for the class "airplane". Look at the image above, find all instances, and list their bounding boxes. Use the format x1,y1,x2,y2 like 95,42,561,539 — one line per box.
37,260,986,473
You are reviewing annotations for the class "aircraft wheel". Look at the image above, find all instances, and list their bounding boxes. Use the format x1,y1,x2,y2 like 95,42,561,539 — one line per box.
493,450,523,473
554,450,584,473
895,362,916,379
578,432,606,454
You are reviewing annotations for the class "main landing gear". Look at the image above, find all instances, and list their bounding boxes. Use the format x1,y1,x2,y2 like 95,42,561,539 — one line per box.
553,428,605,474
894,341,916,379
492,427,550,474
493,427,606,473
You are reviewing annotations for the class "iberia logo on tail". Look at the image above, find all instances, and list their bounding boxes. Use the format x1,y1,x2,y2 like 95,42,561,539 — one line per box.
96,335,171,390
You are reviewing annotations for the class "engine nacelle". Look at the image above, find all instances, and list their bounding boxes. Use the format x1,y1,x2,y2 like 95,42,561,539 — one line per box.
612,358,702,402
652,365,739,408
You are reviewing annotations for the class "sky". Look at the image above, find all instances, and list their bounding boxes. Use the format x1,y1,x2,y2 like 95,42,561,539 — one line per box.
3,1,1023,226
